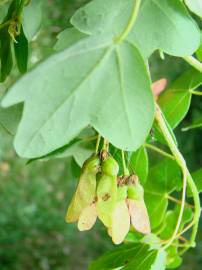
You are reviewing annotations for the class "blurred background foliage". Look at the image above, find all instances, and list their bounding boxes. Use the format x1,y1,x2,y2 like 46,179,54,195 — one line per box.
0,0,201,269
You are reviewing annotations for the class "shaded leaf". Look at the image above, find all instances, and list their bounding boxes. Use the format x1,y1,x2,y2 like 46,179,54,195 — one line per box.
187,168,202,196
88,243,166,270
182,116,202,131
0,28,13,82
144,159,182,229
158,69,202,128
129,146,148,184
14,26,28,73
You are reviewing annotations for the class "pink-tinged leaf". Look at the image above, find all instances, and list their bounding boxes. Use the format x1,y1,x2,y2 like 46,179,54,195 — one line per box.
127,199,151,235
111,200,130,245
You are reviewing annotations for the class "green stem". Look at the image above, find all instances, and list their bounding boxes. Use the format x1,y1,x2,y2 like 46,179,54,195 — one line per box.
183,56,202,73
103,139,109,152
155,104,187,250
156,104,201,250
190,90,202,96
145,143,175,160
95,134,101,154
186,172,201,246
115,0,142,43
121,150,129,176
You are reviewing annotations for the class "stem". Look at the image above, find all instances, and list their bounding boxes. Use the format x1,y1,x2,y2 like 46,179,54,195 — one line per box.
103,139,109,152
186,172,201,246
167,195,194,209
155,104,187,250
145,143,175,160
156,104,201,250
115,0,142,43
95,134,101,154
183,56,202,73
190,90,202,96
121,150,129,176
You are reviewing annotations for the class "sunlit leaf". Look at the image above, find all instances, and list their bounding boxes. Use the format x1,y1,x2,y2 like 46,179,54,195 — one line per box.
2,34,154,158
71,0,200,57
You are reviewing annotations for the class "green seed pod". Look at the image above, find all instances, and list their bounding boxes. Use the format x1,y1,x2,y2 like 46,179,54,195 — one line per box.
101,156,119,176
66,155,100,223
117,185,128,201
127,182,144,201
96,156,119,227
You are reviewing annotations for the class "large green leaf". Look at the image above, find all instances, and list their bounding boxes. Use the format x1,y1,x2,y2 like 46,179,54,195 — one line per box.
2,35,154,158
71,0,200,57
185,0,202,18
88,243,166,270
158,69,202,128
144,159,181,229
54,27,87,51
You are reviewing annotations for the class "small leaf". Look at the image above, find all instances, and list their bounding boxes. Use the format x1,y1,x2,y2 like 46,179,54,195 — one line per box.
158,69,202,128
14,27,28,73
0,28,13,82
22,0,43,40
127,198,151,235
185,0,202,18
129,146,148,184
78,203,97,231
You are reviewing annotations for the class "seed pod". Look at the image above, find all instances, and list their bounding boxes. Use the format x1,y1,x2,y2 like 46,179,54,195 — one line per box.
117,185,128,201
127,182,144,201
127,198,151,235
96,156,119,227
111,200,130,245
78,203,97,231
66,155,100,223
